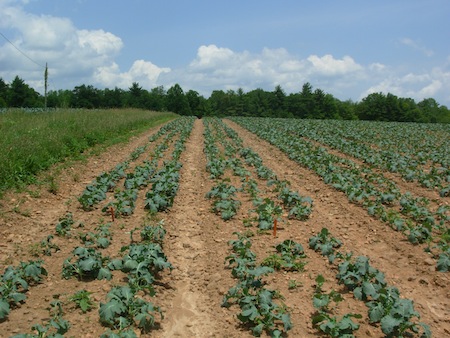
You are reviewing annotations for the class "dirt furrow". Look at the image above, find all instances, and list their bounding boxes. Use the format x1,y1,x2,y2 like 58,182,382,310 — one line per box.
160,119,221,337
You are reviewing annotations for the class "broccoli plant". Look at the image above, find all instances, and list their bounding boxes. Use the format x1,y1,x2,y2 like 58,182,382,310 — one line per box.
262,240,307,272
99,286,162,333
144,162,181,213
79,223,112,249
62,247,113,281
55,213,75,237
253,198,282,230
0,260,48,320
139,220,167,244
118,243,172,293
312,275,362,338
223,232,292,337
206,182,241,220
309,228,343,263
10,300,70,338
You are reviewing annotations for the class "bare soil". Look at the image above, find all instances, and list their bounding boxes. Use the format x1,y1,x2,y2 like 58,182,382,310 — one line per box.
0,118,448,337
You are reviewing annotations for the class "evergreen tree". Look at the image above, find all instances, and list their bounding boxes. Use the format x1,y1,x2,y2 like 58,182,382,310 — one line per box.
166,84,191,115
8,76,40,107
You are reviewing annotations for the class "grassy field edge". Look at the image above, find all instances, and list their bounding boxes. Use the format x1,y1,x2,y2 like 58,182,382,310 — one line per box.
0,108,178,196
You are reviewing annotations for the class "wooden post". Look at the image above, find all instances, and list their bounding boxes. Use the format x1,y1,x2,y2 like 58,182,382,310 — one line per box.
44,63,48,110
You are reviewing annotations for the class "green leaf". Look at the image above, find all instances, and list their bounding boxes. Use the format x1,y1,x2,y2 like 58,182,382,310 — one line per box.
153,257,172,270
108,259,123,270
362,281,378,299
99,299,126,325
338,315,360,331
100,329,138,338
368,302,385,323
321,243,333,256
281,313,293,331
241,305,259,321
135,311,155,332
418,322,432,338
122,259,138,272
8,291,27,304
392,298,418,319
251,323,264,336
248,266,274,277
0,299,10,319
97,267,112,280
437,252,450,272
258,289,273,305
97,237,111,249
79,298,90,313
271,329,283,338
312,313,327,325
380,315,402,335
315,274,325,287
23,263,46,280
353,286,363,300
79,257,98,272
313,294,329,309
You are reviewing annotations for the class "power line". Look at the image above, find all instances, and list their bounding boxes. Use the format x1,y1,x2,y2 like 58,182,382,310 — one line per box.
0,31,45,68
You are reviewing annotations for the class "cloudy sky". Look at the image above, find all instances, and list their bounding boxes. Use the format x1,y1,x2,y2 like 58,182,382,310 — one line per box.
1,0,449,105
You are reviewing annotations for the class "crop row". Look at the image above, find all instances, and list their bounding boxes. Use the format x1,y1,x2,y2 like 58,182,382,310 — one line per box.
202,118,319,336
230,117,450,272
309,228,431,337
79,117,193,213
267,119,449,195
2,117,195,337
203,118,313,229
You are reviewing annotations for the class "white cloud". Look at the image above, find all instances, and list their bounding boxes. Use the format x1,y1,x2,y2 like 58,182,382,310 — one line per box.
94,60,171,89
180,45,367,96
400,38,434,57
307,54,363,76
419,80,442,97
0,1,125,90
190,44,236,69
360,66,450,103
369,63,386,72
77,29,123,55
184,45,450,105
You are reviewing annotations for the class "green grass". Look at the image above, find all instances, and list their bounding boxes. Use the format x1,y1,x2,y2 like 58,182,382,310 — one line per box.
0,108,177,194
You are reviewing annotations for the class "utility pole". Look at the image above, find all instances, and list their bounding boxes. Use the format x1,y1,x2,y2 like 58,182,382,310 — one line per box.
44,62,48,110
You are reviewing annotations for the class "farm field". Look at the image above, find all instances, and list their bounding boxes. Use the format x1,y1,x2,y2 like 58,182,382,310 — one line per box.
0,116,449,337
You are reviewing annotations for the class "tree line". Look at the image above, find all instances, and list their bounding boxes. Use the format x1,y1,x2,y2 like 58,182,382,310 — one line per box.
1,75,449,123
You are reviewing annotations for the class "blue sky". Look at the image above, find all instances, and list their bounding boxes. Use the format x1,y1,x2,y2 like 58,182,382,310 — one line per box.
1,0,449,105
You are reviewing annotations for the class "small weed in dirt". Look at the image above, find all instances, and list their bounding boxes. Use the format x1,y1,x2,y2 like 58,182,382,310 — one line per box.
69,289,94,313
29,236,60,257
12,198,31,217
242,229,255,237
288,279,302,290
28,242,42,257
64,198,74,207
27,189,41,198
72,172,81,182
242,217,255,227
13,206,31,217
46,174,59,194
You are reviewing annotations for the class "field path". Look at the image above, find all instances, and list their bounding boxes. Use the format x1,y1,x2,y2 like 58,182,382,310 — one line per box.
160,119,220,337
